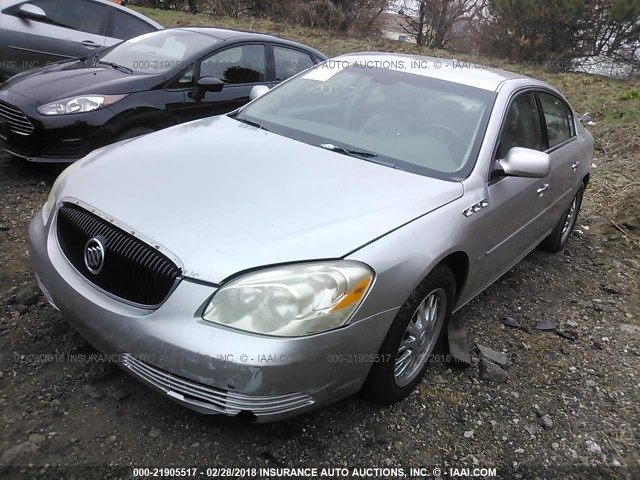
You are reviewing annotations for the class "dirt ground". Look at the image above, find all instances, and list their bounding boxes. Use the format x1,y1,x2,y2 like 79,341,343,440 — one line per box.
0,149,639,479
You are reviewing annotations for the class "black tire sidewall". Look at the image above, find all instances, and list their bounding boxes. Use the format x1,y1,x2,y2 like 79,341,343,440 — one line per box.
542,184,585,252
364,264,456,405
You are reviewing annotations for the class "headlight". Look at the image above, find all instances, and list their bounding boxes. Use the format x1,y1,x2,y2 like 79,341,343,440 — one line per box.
37,94,127,115
42,162,79,223
203,261,374,337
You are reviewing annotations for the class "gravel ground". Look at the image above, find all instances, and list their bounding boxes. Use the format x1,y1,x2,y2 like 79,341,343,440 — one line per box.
0,150,639,479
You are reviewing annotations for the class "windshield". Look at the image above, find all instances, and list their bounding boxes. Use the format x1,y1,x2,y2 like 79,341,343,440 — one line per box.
98,30,218,75
237,62,496,180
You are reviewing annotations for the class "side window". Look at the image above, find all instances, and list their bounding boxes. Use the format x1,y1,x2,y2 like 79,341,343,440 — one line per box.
496,92,542,159
12,0,109,35
199,45,265,84
272,46,314,81
538,92,573,148
110,11,156,41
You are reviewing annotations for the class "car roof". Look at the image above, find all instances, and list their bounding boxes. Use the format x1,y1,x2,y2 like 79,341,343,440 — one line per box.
333,53,546,92
180,26,267,40
178,27,327,59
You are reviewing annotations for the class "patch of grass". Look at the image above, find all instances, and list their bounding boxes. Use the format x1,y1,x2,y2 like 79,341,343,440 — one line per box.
620,89,640,100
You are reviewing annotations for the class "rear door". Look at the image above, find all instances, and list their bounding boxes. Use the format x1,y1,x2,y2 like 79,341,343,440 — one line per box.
534,90,582,227
0,0,109,75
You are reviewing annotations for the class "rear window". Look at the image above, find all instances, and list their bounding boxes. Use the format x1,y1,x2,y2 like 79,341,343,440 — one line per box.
538,91,574,148
110,11,156,41
273,46,315,81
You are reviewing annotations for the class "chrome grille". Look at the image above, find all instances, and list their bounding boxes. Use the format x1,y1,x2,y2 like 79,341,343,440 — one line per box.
122,354,314,417
56,204,181,307
0,101,34,135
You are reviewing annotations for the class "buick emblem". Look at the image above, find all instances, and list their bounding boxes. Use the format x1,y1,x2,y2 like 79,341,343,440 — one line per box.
84,237,105,274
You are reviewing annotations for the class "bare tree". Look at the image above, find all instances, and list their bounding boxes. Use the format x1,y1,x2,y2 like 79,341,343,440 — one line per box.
269,0,389,33
398,0,486,48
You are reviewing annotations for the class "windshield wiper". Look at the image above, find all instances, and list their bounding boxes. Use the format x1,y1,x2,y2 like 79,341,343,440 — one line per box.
319,143,378,158
319,143,399,169
95,60,133,74
230,115,269,131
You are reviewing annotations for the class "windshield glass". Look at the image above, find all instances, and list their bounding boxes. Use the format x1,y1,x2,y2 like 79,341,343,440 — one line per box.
237,62,496,180
98,30,218,75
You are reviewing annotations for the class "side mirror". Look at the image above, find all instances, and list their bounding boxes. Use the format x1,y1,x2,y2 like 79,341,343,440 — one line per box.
496,147,550,178
18,3,47,20
250,85,269,101
188,76,224,102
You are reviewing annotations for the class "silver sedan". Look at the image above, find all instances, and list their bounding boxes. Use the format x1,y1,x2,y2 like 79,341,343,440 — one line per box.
29,53,593,421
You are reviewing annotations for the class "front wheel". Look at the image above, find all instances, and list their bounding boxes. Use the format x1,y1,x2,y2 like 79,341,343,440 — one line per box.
541,184,584,252
364,264,455,405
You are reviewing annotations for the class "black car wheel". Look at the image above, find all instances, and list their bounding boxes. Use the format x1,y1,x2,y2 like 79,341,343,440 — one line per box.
542,184,585,253
364,264,455,405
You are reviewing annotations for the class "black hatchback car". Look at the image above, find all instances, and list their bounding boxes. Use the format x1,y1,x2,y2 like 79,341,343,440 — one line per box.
0,27,326,162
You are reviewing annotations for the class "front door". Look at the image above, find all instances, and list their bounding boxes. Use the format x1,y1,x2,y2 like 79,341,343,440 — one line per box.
1,0,108,75
170,44,268,122
465,90,552,293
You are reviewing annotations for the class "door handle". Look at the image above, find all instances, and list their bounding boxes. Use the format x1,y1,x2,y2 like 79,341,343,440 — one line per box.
81,40,101,48
571,160,581,171
537,183,550,196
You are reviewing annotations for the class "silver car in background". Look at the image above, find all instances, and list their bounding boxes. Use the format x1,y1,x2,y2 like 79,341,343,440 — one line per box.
0,0,161,80
29,53,593,421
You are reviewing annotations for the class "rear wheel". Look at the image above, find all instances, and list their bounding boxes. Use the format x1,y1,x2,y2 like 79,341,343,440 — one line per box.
364,265,455,405
542,184,584,252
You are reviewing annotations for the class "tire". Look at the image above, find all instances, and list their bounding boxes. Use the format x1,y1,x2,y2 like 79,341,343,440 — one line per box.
115,126,155,142
364,264,456,405
541,184,585,253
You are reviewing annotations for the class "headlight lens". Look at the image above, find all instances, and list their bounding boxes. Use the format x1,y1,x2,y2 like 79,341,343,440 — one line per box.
203,261,374,337
37,94,127,115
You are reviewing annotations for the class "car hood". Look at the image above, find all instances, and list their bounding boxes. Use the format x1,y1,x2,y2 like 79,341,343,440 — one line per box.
58,116,463,284
3,59,163,103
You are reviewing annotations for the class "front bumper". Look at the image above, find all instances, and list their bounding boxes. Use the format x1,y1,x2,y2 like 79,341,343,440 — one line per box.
29,209,397,421
0,90,112,162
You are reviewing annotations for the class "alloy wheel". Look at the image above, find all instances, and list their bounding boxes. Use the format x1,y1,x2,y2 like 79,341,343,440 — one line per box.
394,289,446,387
561,194,580,244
